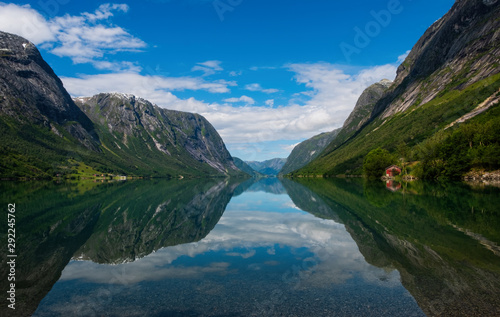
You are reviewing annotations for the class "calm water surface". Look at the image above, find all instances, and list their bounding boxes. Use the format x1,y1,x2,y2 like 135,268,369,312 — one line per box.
1,178,499,316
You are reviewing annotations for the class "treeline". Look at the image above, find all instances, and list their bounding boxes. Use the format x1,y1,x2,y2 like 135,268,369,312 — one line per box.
415,114,500,179
363,107,500,179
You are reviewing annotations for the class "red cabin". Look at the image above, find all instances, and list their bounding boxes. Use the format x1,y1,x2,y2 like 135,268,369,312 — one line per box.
385,165,401,177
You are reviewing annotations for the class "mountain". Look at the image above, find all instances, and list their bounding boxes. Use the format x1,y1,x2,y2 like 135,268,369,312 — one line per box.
0,31,101,177
233,157,263,177
0,31,241,179
340,79,393,137
280,129,340,175
246,158,287,176
295,0,500,177
282,79,391,176
74,93,241,177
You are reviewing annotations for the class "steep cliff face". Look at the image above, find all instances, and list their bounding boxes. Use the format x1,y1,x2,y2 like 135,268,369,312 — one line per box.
296,0,500,176
375,0,500,118
343,79,393,134
0,31,101,177
280,129,340,175
0,31,97,138
0,31,241,178
75,93,240,177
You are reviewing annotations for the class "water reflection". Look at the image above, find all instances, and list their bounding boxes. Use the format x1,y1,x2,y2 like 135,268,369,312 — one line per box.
75,180,237,264
32,178,423,317
0,179,240,317
1,178,499,316
293,178,500,317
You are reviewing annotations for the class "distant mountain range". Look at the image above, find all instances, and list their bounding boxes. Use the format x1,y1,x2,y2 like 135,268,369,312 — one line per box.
0,31,242,179
288,0,500,177
246,158,287,176
233,157,265,178
2,0,499,180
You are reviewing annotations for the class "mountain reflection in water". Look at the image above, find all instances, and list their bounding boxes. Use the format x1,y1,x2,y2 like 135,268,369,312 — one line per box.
0,177,499,316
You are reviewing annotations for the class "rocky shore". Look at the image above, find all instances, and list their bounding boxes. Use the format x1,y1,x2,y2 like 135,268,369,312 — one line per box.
463,170,500,186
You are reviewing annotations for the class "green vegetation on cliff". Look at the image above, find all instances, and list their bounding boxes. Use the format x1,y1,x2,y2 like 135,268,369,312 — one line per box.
291,1,500,178
293,74,500,177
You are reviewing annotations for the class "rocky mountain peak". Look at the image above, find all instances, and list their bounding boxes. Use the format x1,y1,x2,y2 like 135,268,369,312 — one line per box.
75,92,240,176
0,31,241,178
378,79,393,88
379,0,500,118
341,79,393,134
0,31,99,150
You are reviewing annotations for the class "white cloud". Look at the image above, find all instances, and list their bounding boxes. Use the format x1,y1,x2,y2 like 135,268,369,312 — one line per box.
192,60,223,76
0,3,145,71
59,207,398,289
82,3,129,22
198,60,223,70
265,99,274,107
249,66,278,71
0,3,55,44
92,60,143,73
245,83,279,94
61,61,397,145
62,72,231,98
223,95,255,105
209,62,396,144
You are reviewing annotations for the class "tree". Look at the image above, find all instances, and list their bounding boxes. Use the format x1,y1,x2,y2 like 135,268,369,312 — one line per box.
397,141,410,176
363,148,394,179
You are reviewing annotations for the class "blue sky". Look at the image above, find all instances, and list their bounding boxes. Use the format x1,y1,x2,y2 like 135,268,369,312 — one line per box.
0,0,455,161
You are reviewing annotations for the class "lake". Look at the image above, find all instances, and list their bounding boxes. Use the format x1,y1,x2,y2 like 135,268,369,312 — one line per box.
1,178,499,316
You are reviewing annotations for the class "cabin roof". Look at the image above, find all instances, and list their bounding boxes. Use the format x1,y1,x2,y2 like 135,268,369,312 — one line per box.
385,165,401,170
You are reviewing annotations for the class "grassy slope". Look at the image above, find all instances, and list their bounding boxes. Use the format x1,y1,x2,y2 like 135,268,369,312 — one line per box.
77,97,228,178
0,104,234,179
293,73,500,176
280,130,339,175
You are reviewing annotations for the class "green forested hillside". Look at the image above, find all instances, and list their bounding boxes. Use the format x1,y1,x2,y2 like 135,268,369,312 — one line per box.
0,31,242,179
292,0,500,178
294,74,500,177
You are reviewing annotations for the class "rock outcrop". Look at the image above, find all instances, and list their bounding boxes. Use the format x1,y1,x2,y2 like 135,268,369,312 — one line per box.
280,129,340,175
375,0,500,118
75,93,240,177
295,0,500,176
0,31,99,151
342,79,392,134
0,31,241,178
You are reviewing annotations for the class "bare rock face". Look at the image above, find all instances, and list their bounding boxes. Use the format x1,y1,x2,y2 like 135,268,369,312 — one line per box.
280,129,341,175
0,31,240,178
296,0,500,176
341,79,392,135
75,93,240,176
374,0,500,118
301,79,392,168
0,31,100,151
